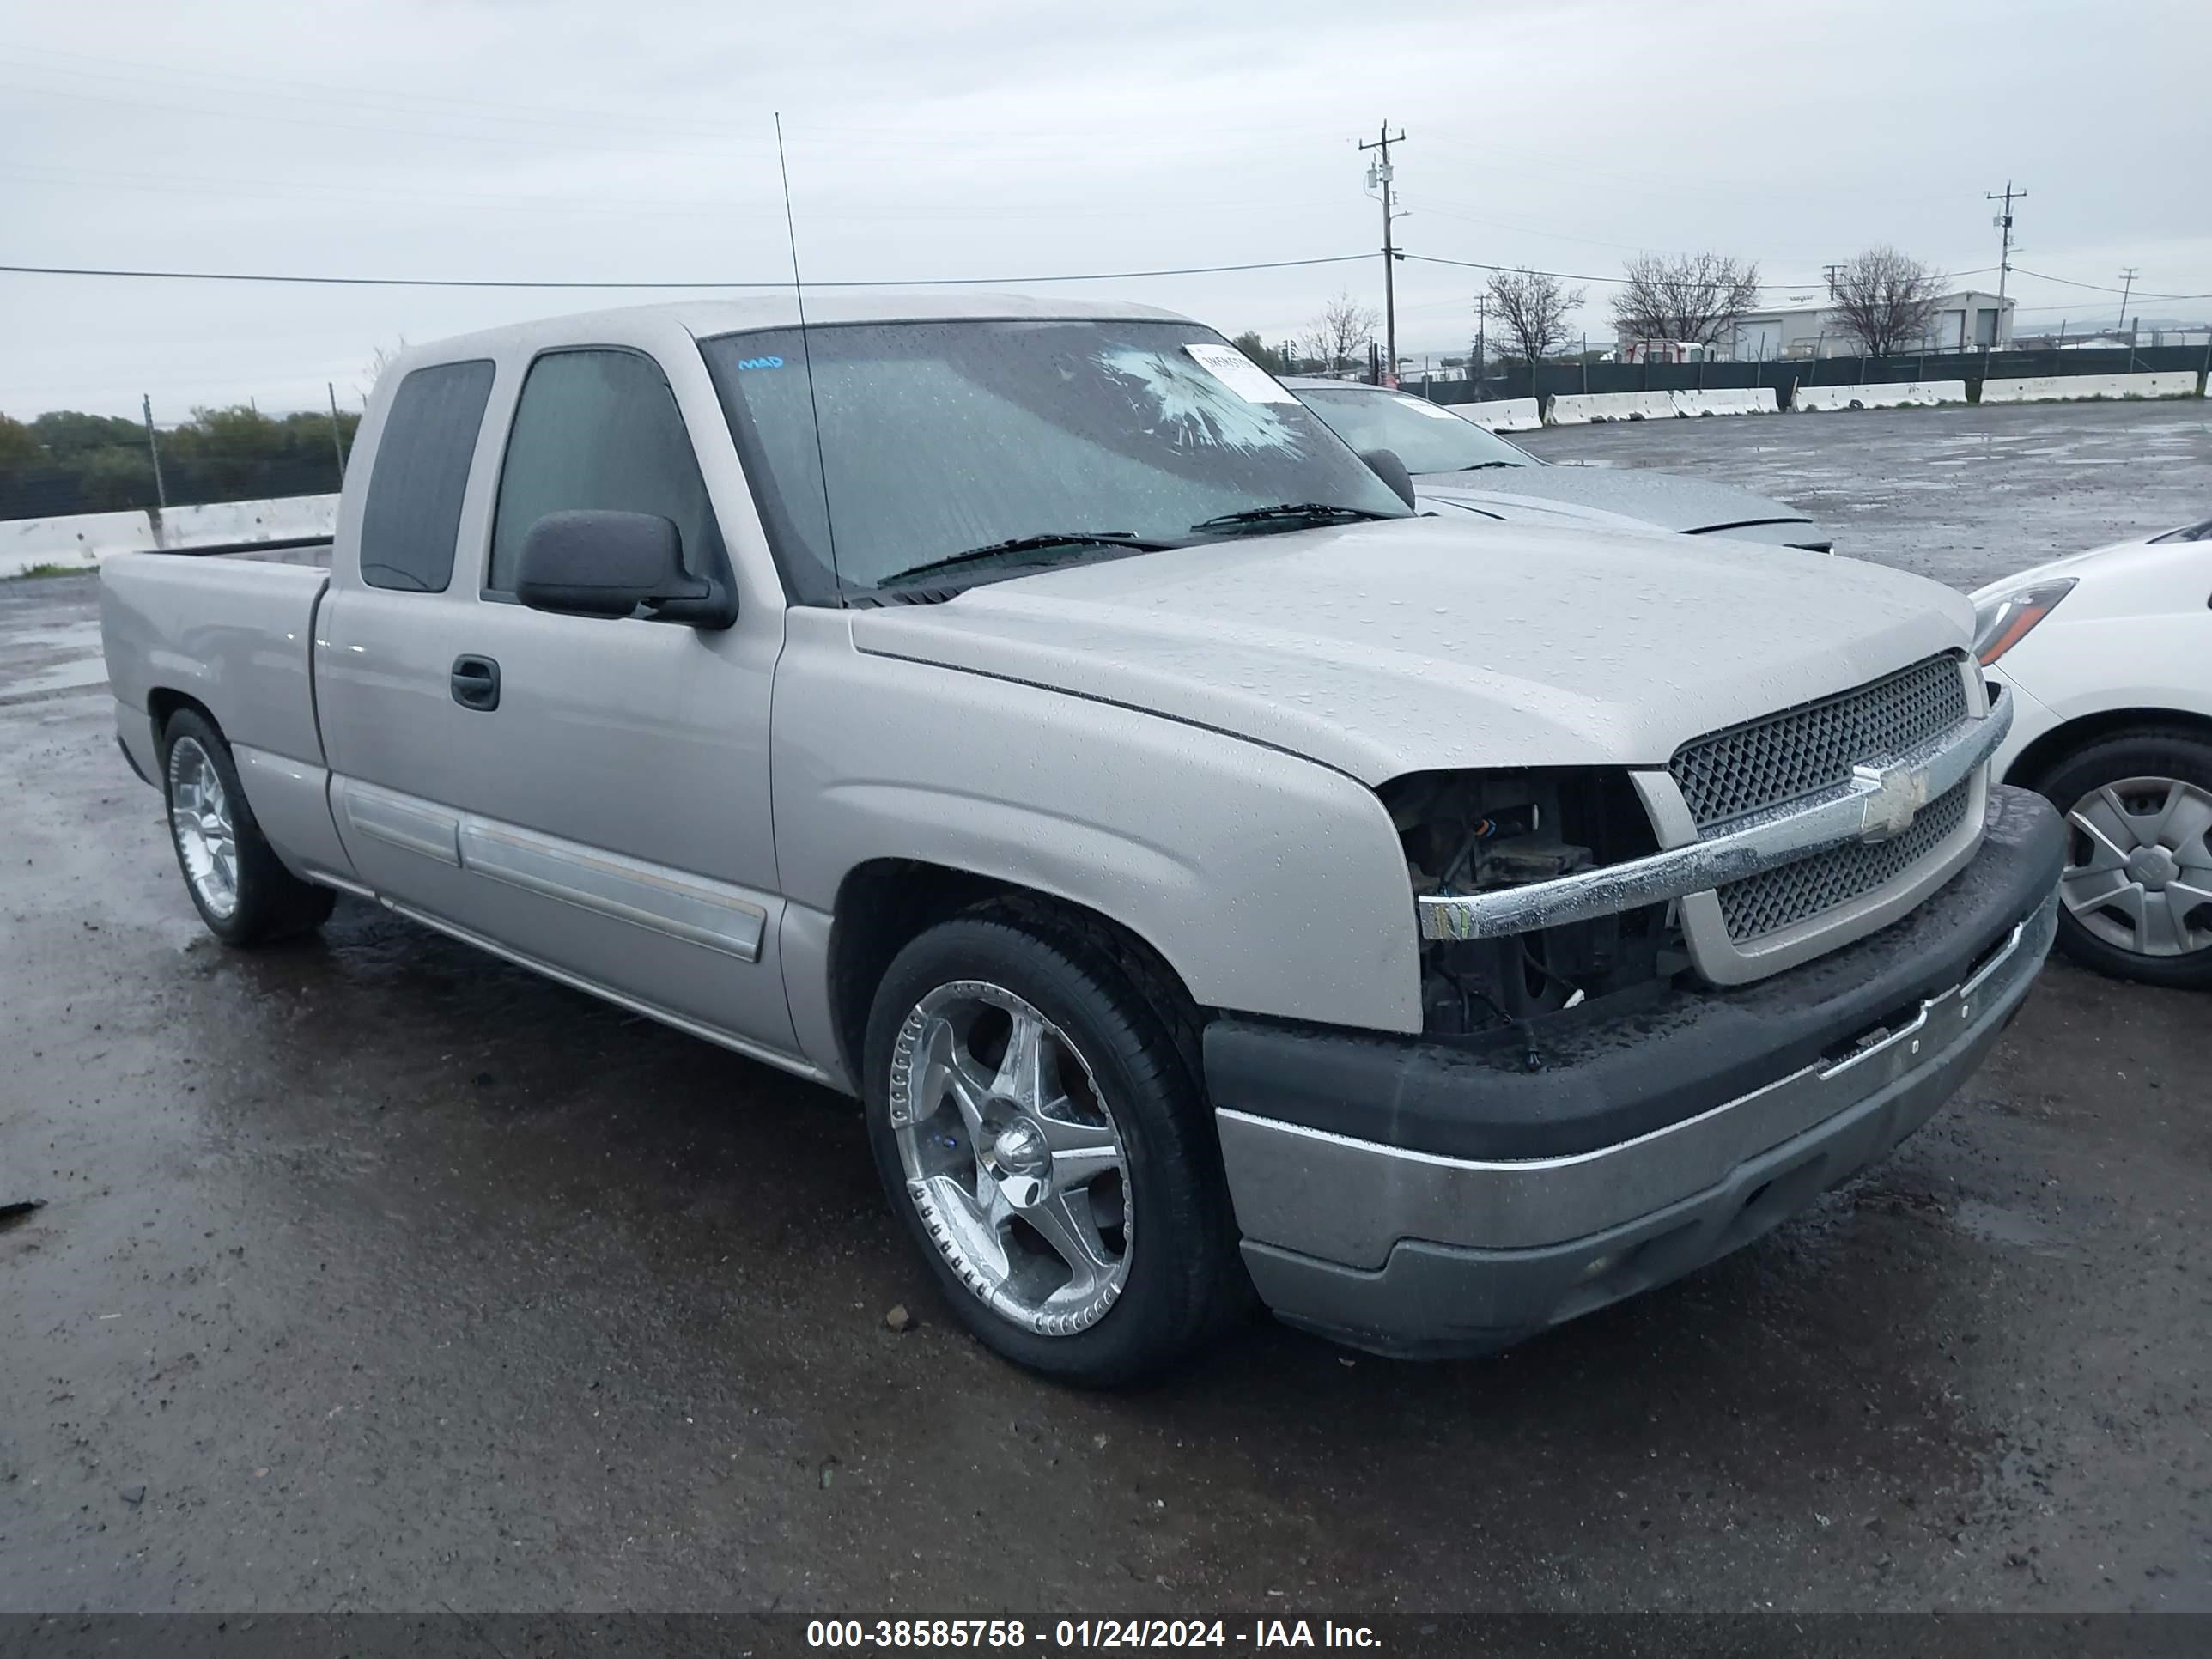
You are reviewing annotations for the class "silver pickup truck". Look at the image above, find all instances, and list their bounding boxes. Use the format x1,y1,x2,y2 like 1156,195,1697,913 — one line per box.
101,295,2063,1385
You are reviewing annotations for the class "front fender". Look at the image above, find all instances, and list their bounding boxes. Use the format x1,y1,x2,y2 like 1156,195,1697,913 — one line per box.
772,611,1424,1034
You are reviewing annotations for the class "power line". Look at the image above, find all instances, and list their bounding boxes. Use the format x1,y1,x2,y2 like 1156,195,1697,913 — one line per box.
0,253,1374,290
1398,251,1982,292
2007,301,2191,317
9,250,2197,321
2011,264,2212,301
1402,252,1654,286
1407,197,1840,265
1407,250,2200,307
1414,134,1968,210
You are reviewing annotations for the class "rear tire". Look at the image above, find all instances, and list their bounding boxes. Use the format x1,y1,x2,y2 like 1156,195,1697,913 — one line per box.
2031,726,2212,988
860,905,1245,1386
160,709,337,946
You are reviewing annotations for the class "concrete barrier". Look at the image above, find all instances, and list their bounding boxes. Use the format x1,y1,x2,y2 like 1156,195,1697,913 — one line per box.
1978,371,2200,404
1545,391,1677,426
1668,387,1778,418
1792,380,1967,412
3,494,338,579
1452,397,1542,434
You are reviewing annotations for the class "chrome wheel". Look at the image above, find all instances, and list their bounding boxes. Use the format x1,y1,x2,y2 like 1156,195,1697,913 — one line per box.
887,981,1131,1336
2060,776,2212,959
167,736,240,921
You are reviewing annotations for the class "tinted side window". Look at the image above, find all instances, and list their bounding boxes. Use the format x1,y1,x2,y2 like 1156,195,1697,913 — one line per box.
488,349,720,592
358,359,495,593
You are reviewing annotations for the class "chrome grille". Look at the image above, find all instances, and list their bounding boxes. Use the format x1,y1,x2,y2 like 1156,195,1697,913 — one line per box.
1671,653,1969,830
1717,782,1972,942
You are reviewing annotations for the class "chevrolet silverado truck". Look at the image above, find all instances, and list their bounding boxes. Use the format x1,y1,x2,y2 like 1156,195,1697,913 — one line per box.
100,296,2063,1385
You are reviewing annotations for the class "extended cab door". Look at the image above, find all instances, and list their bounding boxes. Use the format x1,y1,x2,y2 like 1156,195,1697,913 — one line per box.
316,335,799,1063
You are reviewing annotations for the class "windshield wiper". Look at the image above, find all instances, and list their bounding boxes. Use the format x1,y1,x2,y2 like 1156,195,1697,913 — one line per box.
1456,460,1526,471
1188,502,1395,533
878,532,1170,587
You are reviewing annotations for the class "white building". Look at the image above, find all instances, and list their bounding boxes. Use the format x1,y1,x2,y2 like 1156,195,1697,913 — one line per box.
1717,290,2015,360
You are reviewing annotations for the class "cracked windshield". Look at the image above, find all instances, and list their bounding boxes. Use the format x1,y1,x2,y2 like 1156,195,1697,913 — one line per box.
703,319,1409,599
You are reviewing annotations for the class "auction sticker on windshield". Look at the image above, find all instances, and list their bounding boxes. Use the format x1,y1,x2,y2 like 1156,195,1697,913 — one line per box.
1392,395,1463,418
1182,343,1297,404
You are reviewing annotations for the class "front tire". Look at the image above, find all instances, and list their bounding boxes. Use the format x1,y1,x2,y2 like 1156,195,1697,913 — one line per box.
161,709,337,946
861,908,1244,1386
2033,726,2212,988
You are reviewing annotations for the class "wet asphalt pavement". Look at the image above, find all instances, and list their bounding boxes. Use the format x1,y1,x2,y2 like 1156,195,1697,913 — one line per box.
1517,395,2212,589
2,399,2208,1619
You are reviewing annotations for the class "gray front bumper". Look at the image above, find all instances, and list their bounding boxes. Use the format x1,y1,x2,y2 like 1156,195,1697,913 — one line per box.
1223,894,2056,1358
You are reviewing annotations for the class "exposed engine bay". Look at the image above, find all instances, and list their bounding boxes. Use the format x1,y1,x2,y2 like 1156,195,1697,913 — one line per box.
1382,769,1679,1041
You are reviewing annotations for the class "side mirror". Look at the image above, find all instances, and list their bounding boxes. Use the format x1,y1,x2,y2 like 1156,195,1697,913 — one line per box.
513,510,736,629
1359,447,1419,511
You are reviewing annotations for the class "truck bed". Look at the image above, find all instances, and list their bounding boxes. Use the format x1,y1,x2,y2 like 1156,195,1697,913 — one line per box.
207,538,333,568
100,552,331,782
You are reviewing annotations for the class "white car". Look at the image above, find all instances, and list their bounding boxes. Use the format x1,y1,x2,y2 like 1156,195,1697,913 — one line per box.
1973,519,2212,987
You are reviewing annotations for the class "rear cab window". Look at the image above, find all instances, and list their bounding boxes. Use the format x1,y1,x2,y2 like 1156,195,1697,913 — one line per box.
357,359,496,592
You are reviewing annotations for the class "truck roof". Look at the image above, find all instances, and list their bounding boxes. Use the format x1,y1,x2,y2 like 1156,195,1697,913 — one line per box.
408,292,1198,360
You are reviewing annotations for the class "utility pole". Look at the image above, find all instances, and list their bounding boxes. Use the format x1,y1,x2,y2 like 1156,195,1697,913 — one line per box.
1822,263,1843,299
1358,123,1407,386
141,394,167,511
2117,268,2141,371
326,381,349,480
1984,181,2026,308
1474,292,1487,393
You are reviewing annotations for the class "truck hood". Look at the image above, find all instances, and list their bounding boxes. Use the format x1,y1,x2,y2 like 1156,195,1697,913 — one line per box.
1414,465,1818,543
848,517,1972,783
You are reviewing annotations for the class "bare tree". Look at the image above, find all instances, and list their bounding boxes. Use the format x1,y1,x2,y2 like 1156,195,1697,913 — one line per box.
1302,290,1380,374
1485,268,1585,377
1610,252,1761,350
1827,248,1947,358
356,337,410,404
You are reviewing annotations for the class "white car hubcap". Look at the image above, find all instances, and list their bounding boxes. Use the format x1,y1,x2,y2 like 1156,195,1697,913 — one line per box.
2060,776,2212,957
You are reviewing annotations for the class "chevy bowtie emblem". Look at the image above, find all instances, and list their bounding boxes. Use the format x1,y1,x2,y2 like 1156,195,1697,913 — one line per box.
1855,760,1931,842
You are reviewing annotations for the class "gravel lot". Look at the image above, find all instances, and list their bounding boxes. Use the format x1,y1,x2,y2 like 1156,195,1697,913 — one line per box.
2,398,2206,1620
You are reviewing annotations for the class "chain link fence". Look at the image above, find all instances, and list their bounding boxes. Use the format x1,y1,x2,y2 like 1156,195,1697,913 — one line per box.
0,454,346,521
1,398,358,521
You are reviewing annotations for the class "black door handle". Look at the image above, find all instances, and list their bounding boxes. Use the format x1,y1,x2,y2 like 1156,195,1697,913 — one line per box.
450,654,501,711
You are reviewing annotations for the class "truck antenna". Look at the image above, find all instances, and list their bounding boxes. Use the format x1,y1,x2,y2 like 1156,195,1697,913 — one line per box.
774,112,844,601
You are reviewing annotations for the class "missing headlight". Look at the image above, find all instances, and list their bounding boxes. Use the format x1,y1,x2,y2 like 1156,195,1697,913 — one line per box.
1382,769,1678,1038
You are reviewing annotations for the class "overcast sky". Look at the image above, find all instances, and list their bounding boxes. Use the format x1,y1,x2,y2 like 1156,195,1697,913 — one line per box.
4,0,2209,419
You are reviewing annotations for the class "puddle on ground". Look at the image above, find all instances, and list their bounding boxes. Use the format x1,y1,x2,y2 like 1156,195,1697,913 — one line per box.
1947,1196,2080,1261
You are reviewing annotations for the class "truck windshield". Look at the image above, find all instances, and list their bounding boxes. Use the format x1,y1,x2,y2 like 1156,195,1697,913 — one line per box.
702,319,1411,603
1292,386,1535,476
